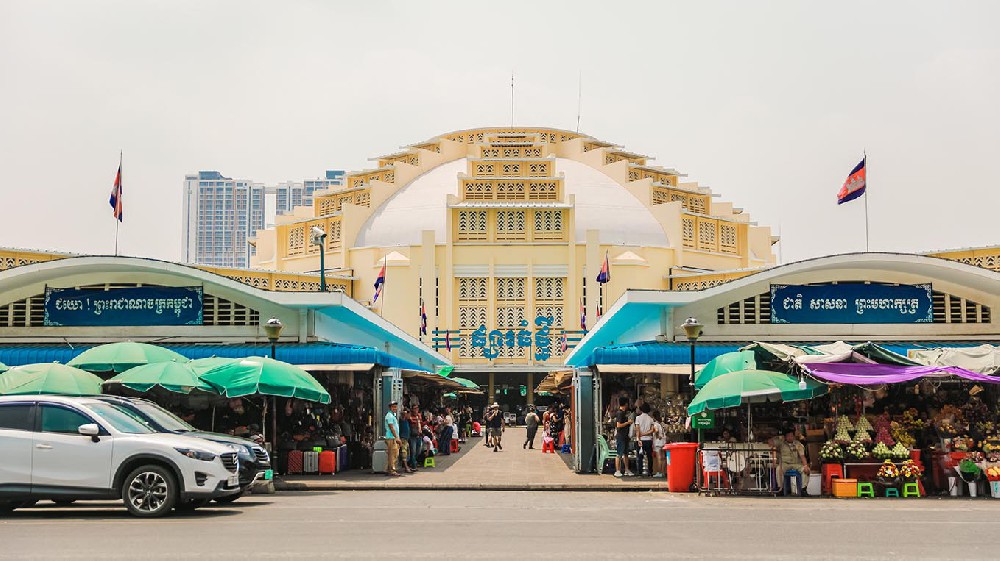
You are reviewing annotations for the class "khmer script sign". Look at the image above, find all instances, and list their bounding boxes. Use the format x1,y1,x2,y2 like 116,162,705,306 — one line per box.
770,283,933,324
471,316,554,361
44,286,204,326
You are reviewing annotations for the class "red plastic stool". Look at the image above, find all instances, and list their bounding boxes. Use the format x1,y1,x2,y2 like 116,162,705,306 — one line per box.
703,470,729,489
542,439,555,453
822,464,844,495
450,439,460,453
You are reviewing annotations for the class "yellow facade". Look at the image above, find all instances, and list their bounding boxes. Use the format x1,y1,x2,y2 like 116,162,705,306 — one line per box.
250,126,778,376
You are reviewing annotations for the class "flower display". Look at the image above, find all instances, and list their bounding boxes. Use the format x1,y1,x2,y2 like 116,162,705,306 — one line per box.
877,460,900,480
985,466,1000,482
891,423,916,449
833,427,852,444
986,452,1000,463
891,442,910,460
854,415,874,433
836,416,854,432
874,426,895,448
901,409,925,431
900,460,922,479
852,429,872,445
966,451,984,463
845,441,868,460
983,437,1000,454
872,441,893,460
958,458,982,480
819,440,844,462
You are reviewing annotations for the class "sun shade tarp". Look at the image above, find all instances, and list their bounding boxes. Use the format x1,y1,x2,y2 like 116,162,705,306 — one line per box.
803,362,1000,385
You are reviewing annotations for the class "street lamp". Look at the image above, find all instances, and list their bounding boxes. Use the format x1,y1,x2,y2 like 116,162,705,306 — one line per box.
263,316,283,451
681,316,703,386
310,226,327,292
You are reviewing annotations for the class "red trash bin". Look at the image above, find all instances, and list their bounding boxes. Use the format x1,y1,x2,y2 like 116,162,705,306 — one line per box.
665,442,699,493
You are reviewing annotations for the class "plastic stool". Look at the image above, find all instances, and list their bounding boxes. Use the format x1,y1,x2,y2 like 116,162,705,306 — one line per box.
703,470,730,489
857,482,875,498
423,456,435,468
560,443,572,454
902,482,920,497
885,487,900,498
450,440,460,453
542,439,555,453
822,464,844,495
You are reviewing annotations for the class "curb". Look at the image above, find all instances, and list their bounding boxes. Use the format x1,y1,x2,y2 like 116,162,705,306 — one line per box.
274,480,670,492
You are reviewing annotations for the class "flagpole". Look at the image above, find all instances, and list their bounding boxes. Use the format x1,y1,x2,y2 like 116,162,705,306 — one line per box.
863,149,869,252
115,151,121,257
379,257,386,318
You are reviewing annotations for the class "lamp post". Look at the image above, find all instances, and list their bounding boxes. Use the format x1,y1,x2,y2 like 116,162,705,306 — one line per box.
263,317,283,452
681,316,703,492
681,316,703,388
310,226,327,292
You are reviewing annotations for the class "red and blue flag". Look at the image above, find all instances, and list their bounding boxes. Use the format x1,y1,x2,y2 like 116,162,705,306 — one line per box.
837,157,866,205
420,302,428,336
579,298,586,330
373,264,385,302
596,252,610,284
109,162,123,221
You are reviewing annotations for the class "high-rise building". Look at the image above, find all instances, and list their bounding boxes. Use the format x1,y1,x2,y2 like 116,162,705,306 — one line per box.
182,171,265,268
274,170,346,216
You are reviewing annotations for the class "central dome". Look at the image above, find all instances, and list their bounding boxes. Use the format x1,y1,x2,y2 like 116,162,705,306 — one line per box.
355,158,670,248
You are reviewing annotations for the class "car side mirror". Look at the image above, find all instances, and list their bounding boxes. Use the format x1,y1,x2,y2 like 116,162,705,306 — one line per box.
78,423,101,442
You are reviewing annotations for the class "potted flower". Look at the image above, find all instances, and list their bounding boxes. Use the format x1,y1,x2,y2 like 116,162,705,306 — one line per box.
958,458,983,497
900,459,922,482
877,459,901,490
985,466,1000,498
845,441,868,461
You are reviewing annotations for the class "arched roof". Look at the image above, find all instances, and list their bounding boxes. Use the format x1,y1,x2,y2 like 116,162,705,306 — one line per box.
565,252,1000,367
356,158,670,248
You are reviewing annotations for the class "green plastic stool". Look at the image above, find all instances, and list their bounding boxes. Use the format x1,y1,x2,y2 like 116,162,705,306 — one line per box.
884,487,899,498
857,482,875,498
902,482,920,497
423,456,435,468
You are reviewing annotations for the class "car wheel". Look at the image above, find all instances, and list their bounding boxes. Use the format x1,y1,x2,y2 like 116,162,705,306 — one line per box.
213,490,244,504
122,465,177,518
175,498,211,511
52,499,76,506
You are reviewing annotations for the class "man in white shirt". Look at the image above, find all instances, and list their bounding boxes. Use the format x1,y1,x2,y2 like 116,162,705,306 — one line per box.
634,403,655,477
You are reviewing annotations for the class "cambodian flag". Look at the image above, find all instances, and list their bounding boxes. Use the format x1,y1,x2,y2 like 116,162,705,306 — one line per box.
837,157,866,205
420,302,428,336
373,264,385,303
444,331,451,352
109,162,123,222
596,252,610,284
560,333,568,354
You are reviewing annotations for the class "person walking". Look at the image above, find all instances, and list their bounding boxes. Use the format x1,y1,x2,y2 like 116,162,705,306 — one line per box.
384,401,402,477
614,398,634,477
651,410,666,478
524,406,540,449
487,403,504,452
408,405,423,471
634,403,655,476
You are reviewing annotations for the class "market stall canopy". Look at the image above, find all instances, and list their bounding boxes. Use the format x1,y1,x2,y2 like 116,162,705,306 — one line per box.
583,340,734,374
688,369,827,415
67,342,189,373
199,356,331,404
401,370,469,392
696,350,757,389
535,370,573,394
802,362,1000,385
104,361,218,395
0,363,103,396
908,344,1000,375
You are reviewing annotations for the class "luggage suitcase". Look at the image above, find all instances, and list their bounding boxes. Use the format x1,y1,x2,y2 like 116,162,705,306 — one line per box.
303,451,319,474
319,450,336,474
286,450,303,475
337,445,348,472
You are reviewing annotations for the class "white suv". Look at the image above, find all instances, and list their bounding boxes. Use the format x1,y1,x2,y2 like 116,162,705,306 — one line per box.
0,395,241,517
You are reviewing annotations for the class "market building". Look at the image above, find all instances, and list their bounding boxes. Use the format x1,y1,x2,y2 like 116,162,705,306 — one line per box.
249,126,779,407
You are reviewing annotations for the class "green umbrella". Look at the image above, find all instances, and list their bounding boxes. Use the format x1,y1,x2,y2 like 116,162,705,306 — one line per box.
104,361,218,395
0,362,8,374
187,357,238,375
199,356,331,404
450,377,479,390
695,350,757,389
436,366,455,377
68,342,189,373
443,392,458,399
0,363,103,396
688,369,827,415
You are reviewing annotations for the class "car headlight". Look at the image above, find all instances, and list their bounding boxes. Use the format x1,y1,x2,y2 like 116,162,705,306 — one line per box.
236,445,254,461
175,447,217,461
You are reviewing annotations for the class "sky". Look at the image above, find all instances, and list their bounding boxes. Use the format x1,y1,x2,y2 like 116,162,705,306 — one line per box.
1,1,997,264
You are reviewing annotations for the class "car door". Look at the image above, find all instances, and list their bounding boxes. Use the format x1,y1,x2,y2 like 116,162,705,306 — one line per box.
0,402,36,495
31,404,114,494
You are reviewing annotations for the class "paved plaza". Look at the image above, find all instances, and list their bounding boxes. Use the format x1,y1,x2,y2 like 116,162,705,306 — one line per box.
2,490,998,560
277,427,669,491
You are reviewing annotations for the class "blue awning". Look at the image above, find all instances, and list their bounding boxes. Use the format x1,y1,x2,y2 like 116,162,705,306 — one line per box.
0,342,428,372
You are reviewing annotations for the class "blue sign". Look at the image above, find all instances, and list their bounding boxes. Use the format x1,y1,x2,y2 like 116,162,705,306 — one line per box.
770,283,933,324
44,286,204,327
471,316,554,361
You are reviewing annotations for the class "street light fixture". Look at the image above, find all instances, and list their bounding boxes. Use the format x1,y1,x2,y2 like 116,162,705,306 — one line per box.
310,226,327,292
264,317,284,360
681,316,703,386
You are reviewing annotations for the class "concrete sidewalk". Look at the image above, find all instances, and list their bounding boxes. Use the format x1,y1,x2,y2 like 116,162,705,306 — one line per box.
275,427,669,491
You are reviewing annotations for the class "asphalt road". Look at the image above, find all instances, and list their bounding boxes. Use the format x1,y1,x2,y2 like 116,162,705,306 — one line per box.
1,492,996,560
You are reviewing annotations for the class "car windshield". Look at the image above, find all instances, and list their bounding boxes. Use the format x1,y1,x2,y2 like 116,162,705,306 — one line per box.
132,401,195,432
87,403,156,434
